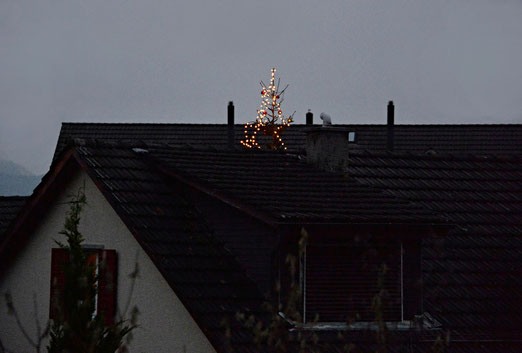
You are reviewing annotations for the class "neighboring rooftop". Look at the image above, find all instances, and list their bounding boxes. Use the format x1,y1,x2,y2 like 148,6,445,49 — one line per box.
348,152,522,237
55,122,522,160
0,196,27,241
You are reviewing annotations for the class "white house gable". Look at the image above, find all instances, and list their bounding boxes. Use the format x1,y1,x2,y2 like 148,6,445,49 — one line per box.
0,168,216,353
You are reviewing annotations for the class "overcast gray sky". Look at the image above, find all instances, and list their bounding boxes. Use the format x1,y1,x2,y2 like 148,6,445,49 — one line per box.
1,0,521,174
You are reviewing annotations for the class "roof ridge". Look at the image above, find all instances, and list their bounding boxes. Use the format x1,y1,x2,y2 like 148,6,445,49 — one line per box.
146,143,303,156
61,122,522,127
349,150,522,162
68,138,149,149
0,196,29,200
70,139,301,156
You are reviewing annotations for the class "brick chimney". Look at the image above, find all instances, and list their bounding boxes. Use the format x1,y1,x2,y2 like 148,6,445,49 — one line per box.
305,127,351,172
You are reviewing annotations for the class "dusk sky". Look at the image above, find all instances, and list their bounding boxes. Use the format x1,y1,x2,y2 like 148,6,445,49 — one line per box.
1,0,521,174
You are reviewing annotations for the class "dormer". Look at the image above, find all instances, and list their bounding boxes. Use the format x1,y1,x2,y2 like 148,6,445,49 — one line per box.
277,224,434,326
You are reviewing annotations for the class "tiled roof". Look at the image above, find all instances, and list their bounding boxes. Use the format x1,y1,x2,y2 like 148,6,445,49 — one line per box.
55,123,522,159
5,135,521,351
346,152,522,339
71,140,522,346
146,145,522,342
71,141,269,352
0,196,27,241
8,116,522,351
146,146,441,224
73,141,463,350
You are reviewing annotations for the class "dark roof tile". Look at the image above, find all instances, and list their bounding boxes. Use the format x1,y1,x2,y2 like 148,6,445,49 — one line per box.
146,146,441,224
0,196,28,241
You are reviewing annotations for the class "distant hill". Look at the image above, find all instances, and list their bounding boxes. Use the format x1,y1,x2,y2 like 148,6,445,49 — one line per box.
0,160,42,196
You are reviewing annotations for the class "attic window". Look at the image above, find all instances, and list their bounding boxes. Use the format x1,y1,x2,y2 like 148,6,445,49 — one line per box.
348,131,356,143
303,238,402,323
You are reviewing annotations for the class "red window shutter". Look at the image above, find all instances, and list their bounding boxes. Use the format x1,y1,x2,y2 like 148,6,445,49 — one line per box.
49,248,69,320
305,242,401,322
97,249,117,326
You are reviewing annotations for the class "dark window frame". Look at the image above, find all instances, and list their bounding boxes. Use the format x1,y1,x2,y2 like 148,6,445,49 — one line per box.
302,239,403,323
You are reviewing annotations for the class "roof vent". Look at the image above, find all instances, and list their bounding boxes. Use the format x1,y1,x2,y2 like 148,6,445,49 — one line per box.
320,112,332,126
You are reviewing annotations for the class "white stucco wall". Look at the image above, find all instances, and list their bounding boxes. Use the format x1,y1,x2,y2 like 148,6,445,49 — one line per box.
0,169,216,353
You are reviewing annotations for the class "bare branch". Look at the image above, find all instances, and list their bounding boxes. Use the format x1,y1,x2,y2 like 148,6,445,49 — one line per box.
118,250,140,320
32,294,41,343
31,295,50,353
279,84,290,95
0,337,16,353
4,292,37,347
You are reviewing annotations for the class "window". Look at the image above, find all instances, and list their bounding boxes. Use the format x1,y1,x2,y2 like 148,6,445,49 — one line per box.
49,248,117,326
303,238,402,323
348,131,357,143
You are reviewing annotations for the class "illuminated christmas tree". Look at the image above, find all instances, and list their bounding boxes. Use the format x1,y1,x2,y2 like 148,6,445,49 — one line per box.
241,68,295,150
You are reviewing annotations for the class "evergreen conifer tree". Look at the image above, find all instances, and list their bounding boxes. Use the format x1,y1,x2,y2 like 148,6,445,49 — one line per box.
47,190,134,353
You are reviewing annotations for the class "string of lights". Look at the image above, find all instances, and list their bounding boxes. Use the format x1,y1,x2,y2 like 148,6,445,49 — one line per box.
241,68,295,150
